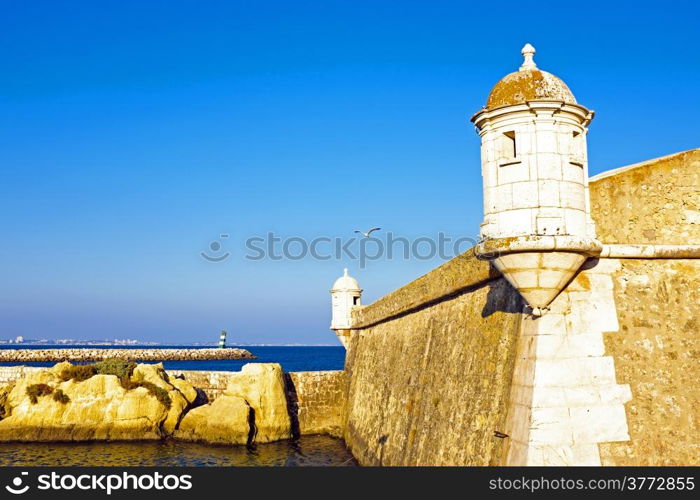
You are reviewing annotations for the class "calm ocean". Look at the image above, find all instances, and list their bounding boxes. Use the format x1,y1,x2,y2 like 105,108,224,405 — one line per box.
0,345,346,372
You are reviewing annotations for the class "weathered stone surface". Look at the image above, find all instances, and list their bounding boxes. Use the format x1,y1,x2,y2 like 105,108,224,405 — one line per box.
224,363,292,443
171,363,293,445
598,259,700,465
586,150,700,465
170,377,198,404
174,395,251,445
350,248,497,329
286,371,345,437
503,259,631,466
0,362,185,441
131,363,190,435
344,255,523,466
590,149,700,245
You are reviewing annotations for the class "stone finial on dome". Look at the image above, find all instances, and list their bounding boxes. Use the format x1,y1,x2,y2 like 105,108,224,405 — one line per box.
332,268,361,291
481,43,576,109
519,43,537,71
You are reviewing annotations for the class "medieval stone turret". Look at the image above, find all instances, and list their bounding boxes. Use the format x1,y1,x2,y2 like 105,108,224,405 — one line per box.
471,44,602,314
329,268,362,347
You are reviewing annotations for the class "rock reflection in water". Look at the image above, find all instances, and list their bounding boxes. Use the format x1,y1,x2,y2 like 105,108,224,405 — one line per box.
0,436,357,467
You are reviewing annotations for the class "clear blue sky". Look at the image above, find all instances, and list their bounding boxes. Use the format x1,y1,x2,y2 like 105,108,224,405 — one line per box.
1,1,698,344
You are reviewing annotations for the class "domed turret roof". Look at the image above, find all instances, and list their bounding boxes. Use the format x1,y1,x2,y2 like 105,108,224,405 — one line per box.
485,44,576,109
332,268,361,291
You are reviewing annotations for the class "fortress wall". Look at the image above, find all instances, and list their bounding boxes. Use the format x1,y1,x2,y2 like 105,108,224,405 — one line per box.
590,149,700,465
286,371,346,437
502,258,633,466
588,150,700,465
597,259,700,465
508,256,700,466
590,148,700,244
343,250,524,465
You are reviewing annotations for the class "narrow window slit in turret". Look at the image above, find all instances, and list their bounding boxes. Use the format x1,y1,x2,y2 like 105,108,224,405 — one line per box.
499,131,519,166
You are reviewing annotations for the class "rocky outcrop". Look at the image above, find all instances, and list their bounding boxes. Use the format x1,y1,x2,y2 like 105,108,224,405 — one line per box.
174,363,292,445
174,395,252,445
0,362,195,441
0,361,295,446
224,363,292,443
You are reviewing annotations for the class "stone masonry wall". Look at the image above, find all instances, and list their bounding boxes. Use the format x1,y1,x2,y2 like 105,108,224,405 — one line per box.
286,371,346,437
344,250,524,466
588,150,700,465
589,148,700,244
504,258,632,465
597,259,700,465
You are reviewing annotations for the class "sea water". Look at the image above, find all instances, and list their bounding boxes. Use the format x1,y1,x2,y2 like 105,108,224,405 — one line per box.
0,345,346,372
0,436,356,466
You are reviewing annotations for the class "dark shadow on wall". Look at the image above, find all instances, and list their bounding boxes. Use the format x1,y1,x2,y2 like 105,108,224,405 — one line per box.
581,257,600,271
246,405,257,447
481,275,524,318
192,388,209,408
282,373,301,440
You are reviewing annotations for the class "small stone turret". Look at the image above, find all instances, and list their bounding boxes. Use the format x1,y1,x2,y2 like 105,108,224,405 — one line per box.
330,268,362,347
471,44,602,314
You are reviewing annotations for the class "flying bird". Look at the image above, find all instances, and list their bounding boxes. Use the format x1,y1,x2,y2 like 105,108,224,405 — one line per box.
354,227,382,238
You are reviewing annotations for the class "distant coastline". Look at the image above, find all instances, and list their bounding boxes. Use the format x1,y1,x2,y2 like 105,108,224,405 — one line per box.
0,338,157,346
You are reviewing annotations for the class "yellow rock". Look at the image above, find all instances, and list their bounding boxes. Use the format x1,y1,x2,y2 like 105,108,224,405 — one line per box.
172,363,292,445
49,361,73,376
0,362,185,441
170,377,198,404
131,363,170,390
224,363,292,443
130,363,190,435
174,395,251,445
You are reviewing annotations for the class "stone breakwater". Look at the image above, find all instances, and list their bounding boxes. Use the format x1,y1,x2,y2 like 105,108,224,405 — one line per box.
0,348,255,363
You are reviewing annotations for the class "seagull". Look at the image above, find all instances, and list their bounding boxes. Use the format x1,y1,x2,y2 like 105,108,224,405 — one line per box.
354,227,382,238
